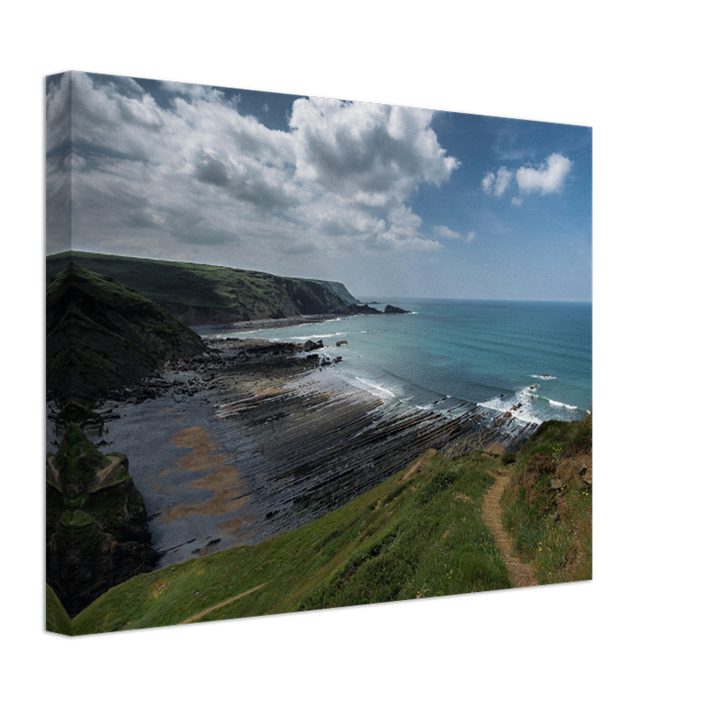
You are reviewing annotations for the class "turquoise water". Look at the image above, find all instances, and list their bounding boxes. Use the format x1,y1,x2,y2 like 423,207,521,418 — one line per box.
213,299,592,425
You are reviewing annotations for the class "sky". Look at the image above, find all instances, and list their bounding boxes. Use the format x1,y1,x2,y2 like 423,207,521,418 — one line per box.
46,71,591,301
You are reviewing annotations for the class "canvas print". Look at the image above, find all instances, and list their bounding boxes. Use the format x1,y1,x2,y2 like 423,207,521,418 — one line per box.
45,72,592,635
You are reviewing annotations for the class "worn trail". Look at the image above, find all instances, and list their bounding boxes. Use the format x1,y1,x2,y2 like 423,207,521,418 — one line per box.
482,469,539,588
178,582,268,624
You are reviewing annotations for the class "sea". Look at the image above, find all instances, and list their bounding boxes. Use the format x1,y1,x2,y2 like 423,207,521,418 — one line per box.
210,298,592,427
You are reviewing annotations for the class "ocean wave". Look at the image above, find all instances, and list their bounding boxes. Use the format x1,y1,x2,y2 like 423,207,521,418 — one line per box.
526,387,580,411
478,395,543,425
287,332,346,341
546,398,578,410
352,376,397,400
530,374,557,380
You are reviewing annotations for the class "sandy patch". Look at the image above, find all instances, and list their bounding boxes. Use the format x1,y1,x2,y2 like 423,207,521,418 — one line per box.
159,425,249,522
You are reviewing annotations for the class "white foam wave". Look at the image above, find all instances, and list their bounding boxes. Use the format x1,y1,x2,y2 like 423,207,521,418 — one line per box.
353,376,397,401
520,385,580,412
547,398,578,410
287,332,346,341
530,374,557,380
479,395,542,425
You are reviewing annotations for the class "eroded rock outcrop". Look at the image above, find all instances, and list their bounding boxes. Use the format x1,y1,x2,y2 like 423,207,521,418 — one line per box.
46,423,158,617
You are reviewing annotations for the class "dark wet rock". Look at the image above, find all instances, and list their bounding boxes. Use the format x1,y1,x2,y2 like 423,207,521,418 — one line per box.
384,304,411,314
348,304,382,315
46,423,158,618
302,339,324,352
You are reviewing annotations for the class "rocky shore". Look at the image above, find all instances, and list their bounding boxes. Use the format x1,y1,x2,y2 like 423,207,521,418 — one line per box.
46,336,538,569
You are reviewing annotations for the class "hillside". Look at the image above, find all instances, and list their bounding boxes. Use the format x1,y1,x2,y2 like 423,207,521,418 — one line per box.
48,412,591,635
46,263,206,406
46,251,365,326
500,414,592,584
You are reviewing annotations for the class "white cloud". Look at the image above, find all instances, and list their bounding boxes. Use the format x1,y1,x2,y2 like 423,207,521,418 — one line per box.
160,80,225,103
50,72,458,260
388,212,440,251
46,73,71,152
288,97,459,205
433,225,475,243
482,166,514,196
516,153,572,195
482,152,572,202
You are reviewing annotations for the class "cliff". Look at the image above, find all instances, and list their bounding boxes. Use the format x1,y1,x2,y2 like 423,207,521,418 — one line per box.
46,423,158,618
47,251,366,326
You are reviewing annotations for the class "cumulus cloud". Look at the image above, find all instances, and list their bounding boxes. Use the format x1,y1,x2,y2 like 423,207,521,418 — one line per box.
516,153,572,195
382,205,441,251
289,97,459,205
47,72,461,260
433,225,475,243
482,152,572,203
482,166,514,196
46,73,71,153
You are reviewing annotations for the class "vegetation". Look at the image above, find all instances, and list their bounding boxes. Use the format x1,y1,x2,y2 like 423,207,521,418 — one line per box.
48,415,593,634
66,450,512,634
46,251,361,325
500,414,592,585
46,263,206,405
46,423,158,618
43,258,593,629
45,585,72,636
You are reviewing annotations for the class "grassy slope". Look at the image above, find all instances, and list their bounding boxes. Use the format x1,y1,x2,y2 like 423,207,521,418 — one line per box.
71,451,512,634
46,585,72,635
46,263,206,404
46,251,357,322
60,415,591,634
44,284,593,631
500,414,592,584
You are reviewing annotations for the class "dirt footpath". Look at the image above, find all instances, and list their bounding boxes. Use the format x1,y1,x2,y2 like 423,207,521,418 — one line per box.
482,470,539,588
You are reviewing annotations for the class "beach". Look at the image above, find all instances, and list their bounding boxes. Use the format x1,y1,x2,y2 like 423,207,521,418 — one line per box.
46,332,538,568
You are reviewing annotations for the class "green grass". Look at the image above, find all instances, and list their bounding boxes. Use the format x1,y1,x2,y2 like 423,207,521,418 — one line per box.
46,251,357,320
52,418,593,634
500,414,592,584
70,450,511,635
46,585,72,636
